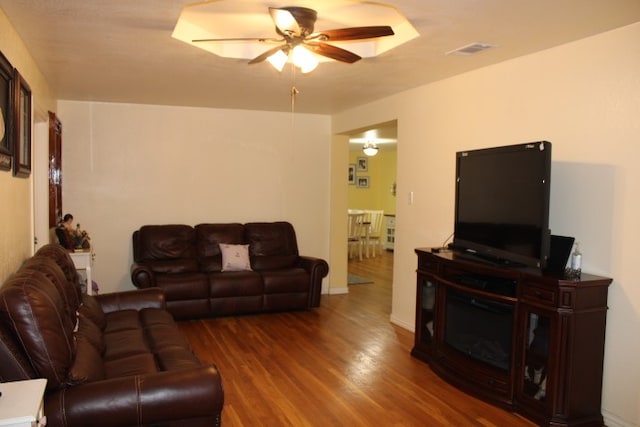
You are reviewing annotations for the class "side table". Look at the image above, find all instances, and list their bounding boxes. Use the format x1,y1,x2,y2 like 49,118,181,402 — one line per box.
69,249,95,295
0,378,47,427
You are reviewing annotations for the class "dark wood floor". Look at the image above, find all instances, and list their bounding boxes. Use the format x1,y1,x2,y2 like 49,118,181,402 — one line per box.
178,250,535,426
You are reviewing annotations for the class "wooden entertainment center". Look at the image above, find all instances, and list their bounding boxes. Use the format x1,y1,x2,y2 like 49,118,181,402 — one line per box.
412,248,612,427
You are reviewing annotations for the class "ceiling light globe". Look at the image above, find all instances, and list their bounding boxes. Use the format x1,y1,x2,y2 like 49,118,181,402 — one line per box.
363,143,379,156
267,50,288,72
292,45,318,73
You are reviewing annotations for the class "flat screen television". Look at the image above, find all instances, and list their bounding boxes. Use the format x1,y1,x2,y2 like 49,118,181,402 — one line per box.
452,141,552,269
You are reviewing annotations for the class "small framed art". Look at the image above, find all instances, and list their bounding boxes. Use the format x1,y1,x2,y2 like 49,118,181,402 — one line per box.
348,163,356,185
13,69,31,177
0,51,13,171
356,157,368,172
357,176,370,188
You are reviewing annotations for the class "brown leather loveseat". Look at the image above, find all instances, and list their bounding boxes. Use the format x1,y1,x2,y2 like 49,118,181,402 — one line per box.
131,221,329,320
0,244,224,427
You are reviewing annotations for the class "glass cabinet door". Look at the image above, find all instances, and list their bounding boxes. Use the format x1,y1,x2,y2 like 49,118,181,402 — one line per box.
418,274,436,345
520,308,553,408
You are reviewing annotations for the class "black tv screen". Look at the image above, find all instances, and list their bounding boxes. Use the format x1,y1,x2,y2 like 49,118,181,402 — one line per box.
453,141,552,269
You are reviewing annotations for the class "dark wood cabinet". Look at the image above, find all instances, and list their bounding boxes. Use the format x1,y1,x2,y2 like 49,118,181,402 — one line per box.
412,248,611,427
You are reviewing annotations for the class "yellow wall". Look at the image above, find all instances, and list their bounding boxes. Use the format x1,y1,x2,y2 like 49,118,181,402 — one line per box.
348,147,397,214
0,9,55,282
333,23,640,426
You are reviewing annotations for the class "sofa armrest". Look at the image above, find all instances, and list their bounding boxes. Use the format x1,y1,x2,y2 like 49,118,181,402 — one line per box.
45,365,224,427
95,287,166,313
297,256,329,307
130,262,155,288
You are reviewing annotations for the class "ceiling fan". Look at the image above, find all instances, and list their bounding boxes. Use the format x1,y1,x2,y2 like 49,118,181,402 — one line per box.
192,6,394,72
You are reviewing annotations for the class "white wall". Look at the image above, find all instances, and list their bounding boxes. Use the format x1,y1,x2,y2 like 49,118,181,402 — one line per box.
333,22,640,427
57,101,331,293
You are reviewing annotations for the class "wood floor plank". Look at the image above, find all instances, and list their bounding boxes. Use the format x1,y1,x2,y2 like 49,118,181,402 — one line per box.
178,251,535,426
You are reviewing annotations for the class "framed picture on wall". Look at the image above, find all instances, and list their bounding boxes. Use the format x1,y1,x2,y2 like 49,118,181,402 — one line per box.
12,70,31,177
356,156,368,172
348,163,356,185
0,51,13,171
357,176,370,188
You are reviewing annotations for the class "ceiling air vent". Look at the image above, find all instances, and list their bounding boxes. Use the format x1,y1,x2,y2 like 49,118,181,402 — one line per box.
446,42,496,56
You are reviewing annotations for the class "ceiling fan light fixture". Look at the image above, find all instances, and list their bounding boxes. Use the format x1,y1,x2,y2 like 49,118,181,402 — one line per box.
267,49,288,72
292,45,318,73
363,142,379,156
173,3,419,67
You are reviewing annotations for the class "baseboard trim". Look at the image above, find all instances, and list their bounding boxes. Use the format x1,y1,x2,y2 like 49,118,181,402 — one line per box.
601,409,634,427
390,314,414,332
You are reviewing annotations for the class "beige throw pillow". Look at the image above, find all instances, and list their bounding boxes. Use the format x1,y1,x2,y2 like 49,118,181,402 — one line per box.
220,243,252,271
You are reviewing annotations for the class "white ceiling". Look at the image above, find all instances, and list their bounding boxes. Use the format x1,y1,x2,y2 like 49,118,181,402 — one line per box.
1,0,639,115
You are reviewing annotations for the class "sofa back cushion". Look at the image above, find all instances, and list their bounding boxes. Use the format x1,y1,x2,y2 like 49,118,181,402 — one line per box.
134,225,198,273
195,223,246,273
67,315,106,384
21,256,81,326
245,222,299,271
0,270,75,390
34,243,83,305
79,294,107,330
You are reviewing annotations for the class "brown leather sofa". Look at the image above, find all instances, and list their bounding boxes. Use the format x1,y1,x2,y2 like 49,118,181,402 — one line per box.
130,221,329,320
0,244,224,427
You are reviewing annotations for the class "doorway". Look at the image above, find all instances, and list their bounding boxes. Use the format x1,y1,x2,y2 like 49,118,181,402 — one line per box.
346,121,397,303
32,111,60,253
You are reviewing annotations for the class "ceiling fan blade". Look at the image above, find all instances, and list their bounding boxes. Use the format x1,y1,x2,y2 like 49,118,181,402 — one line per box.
192,37,281,43
312,26,394,42
305,42,361,64
248,45,287,65
269,7,301,37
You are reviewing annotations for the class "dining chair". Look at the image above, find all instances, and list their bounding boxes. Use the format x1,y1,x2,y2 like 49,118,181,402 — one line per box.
364,210,384,257
347,212,366,261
